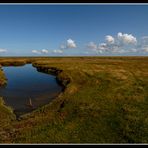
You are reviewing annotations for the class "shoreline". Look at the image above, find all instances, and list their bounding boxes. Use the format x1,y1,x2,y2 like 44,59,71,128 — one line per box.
0,63,67,119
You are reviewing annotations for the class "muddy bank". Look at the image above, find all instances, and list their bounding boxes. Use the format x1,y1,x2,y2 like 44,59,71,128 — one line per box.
32,64,70,89
0,61,27,66
0,66,7,86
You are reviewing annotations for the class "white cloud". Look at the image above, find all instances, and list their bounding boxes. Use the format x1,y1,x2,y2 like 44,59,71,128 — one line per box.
105,35,115,44
141,46,148,52
0,48,7,53
60,38,77,50
136,36,148,53
53,49,63,54
87,42,97,50
97,43,108,53
141,36,148,46
82,33,148,55
117,32,137,45
32,50,41,54
87,32,138,54
32,49,49,54
98,43,107,50
41,49,48,54
67,39,77,48
111,47,126,54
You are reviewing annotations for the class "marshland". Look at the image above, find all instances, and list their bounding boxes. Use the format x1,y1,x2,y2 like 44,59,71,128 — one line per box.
0,56,148,143
0,63,63,117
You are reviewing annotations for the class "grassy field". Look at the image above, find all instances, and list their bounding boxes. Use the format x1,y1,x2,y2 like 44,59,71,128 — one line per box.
0,56,148,143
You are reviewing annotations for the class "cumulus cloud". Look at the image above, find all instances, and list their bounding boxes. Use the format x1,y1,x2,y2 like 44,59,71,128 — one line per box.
32,49,63,55
136,37,148,53
105,35,115,44
97,43,109,53
0,48,7,53
53,49,63,54
141,36,148,46
87,42,97,50
60,38,77,50
32,49,49,54
141,46,148,52
87,32,139,54
32,50,41,54
98,43,107,50
41,49,48,54
111,47,127,54
117,32,137,45
67,39,77,48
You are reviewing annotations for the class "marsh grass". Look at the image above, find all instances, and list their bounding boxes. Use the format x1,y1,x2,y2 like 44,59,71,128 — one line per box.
0,56,148,143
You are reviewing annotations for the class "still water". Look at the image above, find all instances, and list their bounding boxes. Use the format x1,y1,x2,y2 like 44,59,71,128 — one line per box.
0,64,62,115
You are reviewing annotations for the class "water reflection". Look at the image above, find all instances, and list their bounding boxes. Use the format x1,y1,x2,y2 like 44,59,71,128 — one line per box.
0,64,62,116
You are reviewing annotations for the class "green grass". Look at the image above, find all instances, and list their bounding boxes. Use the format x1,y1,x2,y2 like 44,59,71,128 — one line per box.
0,56,148,143
0,97,16,143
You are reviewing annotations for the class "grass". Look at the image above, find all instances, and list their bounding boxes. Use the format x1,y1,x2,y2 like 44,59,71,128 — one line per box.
0,97,16,143
0,56,148,143
0,69,7,86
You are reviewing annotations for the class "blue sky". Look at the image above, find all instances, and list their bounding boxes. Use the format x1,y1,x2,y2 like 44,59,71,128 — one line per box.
0,4,148,56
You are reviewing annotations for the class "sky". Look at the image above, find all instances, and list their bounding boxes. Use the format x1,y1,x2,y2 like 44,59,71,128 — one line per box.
0,4,148,56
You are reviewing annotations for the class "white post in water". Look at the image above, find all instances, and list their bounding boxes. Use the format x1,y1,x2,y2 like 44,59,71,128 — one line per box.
29,98,33,107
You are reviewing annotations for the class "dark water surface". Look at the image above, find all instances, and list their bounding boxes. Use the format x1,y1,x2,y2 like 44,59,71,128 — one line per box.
0,64,62,115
